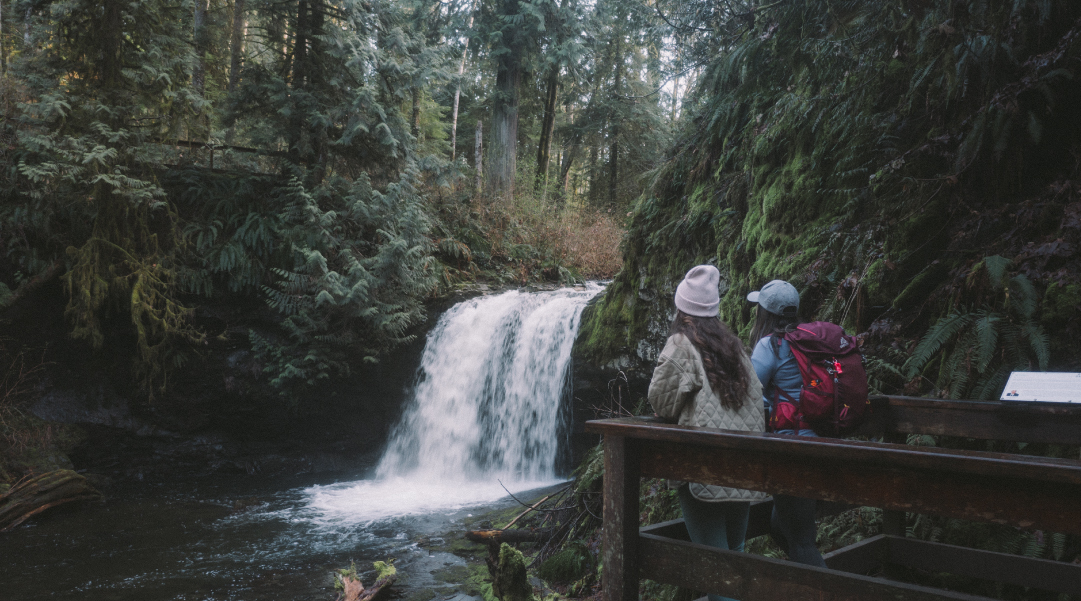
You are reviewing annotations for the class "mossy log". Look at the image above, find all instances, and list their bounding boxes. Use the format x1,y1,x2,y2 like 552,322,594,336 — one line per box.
465,528,555,544
337,562,397,601
0,470,102,532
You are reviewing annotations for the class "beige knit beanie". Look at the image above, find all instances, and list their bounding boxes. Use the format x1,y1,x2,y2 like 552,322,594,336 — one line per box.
675,265,720,317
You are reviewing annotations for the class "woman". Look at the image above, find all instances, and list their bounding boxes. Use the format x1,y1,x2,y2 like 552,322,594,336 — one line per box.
648,265,766,601
746,279,827,568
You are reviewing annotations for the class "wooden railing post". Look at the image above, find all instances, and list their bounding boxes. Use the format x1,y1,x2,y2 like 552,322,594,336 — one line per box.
882,510,906,536
881,430,907,539
602,434,641,601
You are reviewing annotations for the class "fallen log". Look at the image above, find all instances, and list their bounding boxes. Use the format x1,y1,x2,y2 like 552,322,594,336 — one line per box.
0,470,102,532
336,561,397,601
465,528,556,544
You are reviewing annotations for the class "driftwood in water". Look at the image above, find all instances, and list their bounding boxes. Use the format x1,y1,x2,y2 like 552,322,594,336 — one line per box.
0,470,102,532
465,527,555,544
337,564,397,601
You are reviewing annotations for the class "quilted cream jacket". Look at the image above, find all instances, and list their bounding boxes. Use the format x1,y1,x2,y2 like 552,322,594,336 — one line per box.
647,333,767,502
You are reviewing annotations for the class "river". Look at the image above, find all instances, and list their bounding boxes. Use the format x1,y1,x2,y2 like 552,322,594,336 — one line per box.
0,284,603,600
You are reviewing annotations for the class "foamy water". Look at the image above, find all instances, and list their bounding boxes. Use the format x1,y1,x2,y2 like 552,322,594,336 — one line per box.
302,477,564,527
299,284,604,526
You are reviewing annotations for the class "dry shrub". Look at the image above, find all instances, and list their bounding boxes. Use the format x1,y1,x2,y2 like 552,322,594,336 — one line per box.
549,210,624,278
470,191,624,279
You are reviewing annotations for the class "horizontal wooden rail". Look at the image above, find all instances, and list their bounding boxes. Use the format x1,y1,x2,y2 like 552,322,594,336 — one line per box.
863,395,1081,444
639,532,994,601
823,534,1081,595
589,418,1081,534
644,521,1081,596
586,416,1081,601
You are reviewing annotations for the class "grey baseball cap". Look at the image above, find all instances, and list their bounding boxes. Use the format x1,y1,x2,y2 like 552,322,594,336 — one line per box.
746,280,799,318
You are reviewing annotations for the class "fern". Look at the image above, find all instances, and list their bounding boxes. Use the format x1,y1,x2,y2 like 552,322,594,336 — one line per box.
904,312,976,379
904,256,1052,399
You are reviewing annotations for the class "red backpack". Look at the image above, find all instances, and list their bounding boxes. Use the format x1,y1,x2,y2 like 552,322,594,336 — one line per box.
769,322,870,436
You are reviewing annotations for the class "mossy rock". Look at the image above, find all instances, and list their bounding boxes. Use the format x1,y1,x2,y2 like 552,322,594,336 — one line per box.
466,562,497,601
491,543,535,601
373,560,397,580
431,564,471,584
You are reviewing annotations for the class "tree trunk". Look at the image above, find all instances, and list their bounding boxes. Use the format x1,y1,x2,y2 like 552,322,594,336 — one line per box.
534,66,559,194
488,0,523,200
226,0,247,144
533,0,569,195
671,39,682,122
228,0,247,95
465,528,556,544
587,144,599,205
193,0,209,94
490,59,521,199
309,0,327,184
289,0,309,165
0,470,102,532
560,140,579,195
450,3,477,161
609,38,621,206
474,121,483,195
411,87,421,138
293,0,308,87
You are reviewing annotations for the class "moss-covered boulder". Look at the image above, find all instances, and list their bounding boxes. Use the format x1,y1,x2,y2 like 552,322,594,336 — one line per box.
490,543,535,601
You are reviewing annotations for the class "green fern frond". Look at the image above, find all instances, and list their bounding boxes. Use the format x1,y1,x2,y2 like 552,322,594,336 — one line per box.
980,255,1011,288
1021,322,1051,371
973,312,1000,373
1007,274,1038,319
1021,531,1044,559
905,311,975,378
1052,532,1066,561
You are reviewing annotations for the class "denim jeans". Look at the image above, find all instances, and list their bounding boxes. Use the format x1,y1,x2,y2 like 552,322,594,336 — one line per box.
678,485,751,601
770,428,827,567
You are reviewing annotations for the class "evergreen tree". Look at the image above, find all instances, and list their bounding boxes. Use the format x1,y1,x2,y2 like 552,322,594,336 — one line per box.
10,0,205,397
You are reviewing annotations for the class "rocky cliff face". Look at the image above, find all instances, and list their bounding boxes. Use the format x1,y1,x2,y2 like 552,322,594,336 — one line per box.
573,2,1081,399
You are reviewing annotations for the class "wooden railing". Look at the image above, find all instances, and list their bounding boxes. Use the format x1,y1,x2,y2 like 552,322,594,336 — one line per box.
585,395,1081,601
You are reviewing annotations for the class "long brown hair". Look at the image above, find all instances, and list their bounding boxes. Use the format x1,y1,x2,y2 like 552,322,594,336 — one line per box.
748,304,800,357
670,311,751,410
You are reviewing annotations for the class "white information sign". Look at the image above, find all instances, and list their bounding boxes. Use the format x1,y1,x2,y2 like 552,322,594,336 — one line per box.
1000,372,1081,403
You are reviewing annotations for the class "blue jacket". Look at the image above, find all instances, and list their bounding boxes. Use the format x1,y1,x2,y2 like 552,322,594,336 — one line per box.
750,336,802,412
751,335,819,436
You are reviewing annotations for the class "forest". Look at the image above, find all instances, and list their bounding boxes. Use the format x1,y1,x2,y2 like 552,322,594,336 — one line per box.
0,0,653,405
1,0,1080,599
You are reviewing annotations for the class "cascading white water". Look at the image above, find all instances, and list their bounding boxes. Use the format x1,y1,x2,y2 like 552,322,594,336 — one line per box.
376,283,602,481
302,283,603,525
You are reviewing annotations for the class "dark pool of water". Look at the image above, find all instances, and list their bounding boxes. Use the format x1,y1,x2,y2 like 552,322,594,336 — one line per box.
0,469,544,601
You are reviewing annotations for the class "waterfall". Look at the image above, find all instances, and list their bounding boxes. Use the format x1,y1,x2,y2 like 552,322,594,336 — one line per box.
303,283,603,524
378,283,603,481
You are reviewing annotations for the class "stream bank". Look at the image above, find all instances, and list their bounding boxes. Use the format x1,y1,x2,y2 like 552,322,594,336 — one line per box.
2,283,616,600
